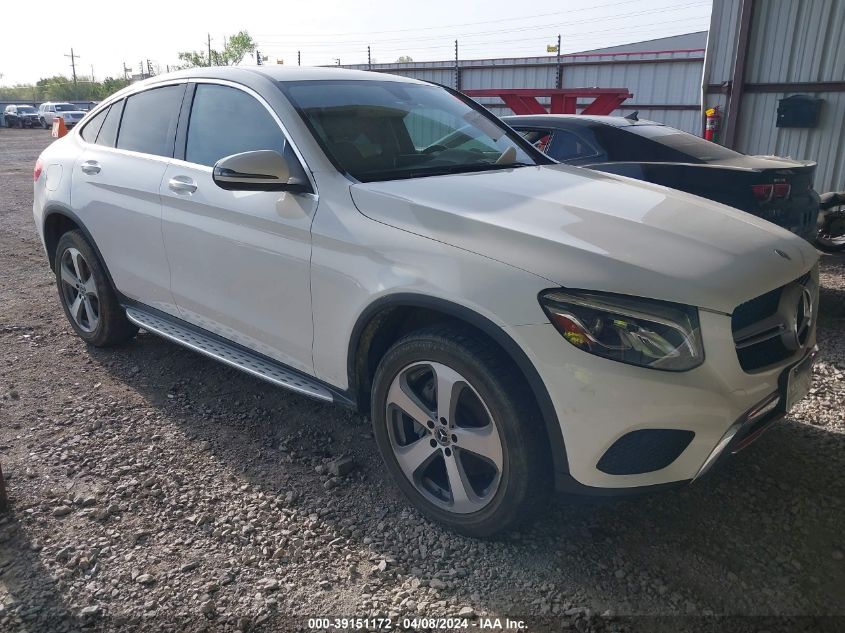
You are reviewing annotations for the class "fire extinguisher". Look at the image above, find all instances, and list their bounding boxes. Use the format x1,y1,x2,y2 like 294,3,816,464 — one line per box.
704,106,721,142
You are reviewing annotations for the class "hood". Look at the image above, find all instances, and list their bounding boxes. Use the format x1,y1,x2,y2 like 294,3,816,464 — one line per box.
350,164,818,313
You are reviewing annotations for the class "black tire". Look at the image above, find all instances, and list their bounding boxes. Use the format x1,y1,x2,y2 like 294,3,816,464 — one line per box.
371,325,551,537
54,230,138,347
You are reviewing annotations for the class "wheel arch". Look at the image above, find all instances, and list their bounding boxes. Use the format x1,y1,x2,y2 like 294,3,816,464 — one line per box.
347,293,570,478
42,205,119,293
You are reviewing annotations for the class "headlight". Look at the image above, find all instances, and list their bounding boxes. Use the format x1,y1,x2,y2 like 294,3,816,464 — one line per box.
539,289,704,371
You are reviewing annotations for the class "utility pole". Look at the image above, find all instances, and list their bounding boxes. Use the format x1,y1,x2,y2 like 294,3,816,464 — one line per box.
147,59,153,77
334,58,341,66
555,34,562,89
65,48,79,88
297,51,301,66
123,62,131,81
256,50,262,65
367,46,372,70
207,33,212,67
90,65,95,83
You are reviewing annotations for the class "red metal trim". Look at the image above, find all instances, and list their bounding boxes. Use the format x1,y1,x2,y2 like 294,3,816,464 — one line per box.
464,88,633,115
580,93,631,115
466,88,633,97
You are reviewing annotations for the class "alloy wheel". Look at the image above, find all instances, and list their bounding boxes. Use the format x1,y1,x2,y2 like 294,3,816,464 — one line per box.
59,247,100,333
385,361,504,514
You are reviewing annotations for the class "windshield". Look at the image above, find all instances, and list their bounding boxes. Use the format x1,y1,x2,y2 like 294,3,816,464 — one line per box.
625,124,742,162
18,106,36,114
282,80,542,182
54,103,77,111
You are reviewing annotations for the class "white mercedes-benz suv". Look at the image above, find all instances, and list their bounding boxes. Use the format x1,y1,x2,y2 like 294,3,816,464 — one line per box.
33,67,819,536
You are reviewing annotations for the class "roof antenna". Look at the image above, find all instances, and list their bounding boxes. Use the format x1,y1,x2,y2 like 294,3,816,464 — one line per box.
624,110,639,122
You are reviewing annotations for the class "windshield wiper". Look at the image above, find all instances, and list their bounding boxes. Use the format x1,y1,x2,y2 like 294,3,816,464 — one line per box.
359,162,532,182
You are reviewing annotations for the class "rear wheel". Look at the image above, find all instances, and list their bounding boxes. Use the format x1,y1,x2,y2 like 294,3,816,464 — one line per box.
54,231,138,346
815,211,845,252
371,326,550,536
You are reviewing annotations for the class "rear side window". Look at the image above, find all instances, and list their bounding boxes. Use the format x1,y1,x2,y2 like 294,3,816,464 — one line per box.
185,84,287,167
96,101,123,147
116,85,184,157
517,128,555,153
79,106,109,143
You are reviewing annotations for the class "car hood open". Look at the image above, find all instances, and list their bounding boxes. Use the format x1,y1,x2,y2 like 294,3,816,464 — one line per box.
350,164,818,313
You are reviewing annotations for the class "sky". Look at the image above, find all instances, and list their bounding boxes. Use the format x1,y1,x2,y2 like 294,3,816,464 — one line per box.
0,0,712,86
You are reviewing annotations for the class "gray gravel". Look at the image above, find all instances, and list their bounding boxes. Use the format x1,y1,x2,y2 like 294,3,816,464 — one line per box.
1,129,844,632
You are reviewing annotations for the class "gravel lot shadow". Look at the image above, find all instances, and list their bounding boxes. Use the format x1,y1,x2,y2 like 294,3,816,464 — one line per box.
0,509,82,630
83,329,845,624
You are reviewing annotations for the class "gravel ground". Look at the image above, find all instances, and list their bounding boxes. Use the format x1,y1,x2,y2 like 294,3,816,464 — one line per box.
1,128,844,633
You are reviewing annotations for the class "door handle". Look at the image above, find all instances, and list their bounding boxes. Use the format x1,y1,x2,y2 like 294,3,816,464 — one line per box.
80,160,101,175
168,175,197,194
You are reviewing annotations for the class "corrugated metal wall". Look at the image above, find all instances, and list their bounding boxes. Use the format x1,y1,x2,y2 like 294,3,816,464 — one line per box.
704,0,845,192
341,48,705,134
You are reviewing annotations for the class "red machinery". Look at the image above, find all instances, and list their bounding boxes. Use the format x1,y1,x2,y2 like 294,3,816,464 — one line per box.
462,88,633,116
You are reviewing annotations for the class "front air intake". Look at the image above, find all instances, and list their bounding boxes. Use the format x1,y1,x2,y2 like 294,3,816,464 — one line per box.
597,429,695,475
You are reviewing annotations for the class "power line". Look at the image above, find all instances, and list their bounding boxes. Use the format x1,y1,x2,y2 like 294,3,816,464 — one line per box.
256,5,710,49
253,0,705,39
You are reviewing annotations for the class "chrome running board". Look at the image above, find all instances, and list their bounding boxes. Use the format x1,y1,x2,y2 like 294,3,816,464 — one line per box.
124,306,334,402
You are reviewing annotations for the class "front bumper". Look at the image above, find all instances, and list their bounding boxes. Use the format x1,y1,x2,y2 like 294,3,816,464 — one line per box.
507,309,817,491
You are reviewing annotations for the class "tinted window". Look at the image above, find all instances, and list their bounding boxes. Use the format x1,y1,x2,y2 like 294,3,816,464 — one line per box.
186,84,287,167
18,106,36,114
54,103,76,112
80,106,109,143
96,101,123,147
549,130,600,161
117,85,184,157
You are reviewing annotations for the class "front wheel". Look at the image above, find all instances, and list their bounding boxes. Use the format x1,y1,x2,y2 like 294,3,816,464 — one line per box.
371,326,551,537
54,230,138,346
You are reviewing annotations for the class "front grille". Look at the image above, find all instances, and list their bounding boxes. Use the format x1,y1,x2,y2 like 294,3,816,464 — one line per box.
731,270,815,372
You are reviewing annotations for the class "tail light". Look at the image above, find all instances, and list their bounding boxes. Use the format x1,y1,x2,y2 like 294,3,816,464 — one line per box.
33,159,43,182
752,182,791,202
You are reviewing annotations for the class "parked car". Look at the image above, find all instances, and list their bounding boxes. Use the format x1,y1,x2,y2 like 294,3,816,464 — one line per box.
33,68,819,536
503,114,820,242
3,104,40,128
38,102,87,129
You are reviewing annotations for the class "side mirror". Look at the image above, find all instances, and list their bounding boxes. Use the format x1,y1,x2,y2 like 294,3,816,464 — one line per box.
212,150,310,193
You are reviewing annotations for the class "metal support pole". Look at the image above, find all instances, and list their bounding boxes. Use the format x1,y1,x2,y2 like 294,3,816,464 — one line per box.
368,46,372,70
555,34,562,89
298,51,301,66
207,33,212,67
723,0,755,149
454,40,460,91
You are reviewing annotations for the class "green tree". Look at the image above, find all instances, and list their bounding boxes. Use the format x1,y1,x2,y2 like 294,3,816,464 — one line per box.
177,30,257,68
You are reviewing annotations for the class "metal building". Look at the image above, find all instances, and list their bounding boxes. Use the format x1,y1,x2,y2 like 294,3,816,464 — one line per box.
340,32,707,133
703,0,845,193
